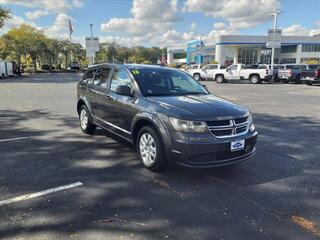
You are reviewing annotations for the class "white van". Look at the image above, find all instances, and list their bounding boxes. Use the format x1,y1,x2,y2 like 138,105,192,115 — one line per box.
5,62,13,76
0,61,6,77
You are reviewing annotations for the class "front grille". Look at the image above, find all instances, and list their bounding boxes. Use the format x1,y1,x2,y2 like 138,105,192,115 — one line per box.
206,116,249,138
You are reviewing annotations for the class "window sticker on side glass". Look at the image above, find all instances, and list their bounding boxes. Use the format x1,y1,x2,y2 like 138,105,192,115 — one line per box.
131,70,140,75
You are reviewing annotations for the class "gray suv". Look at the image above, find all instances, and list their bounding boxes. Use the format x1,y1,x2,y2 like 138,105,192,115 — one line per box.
77,63,258,172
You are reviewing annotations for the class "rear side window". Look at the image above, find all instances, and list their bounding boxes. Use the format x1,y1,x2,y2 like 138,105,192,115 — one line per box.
82,68,96,83
93,67,111,88
110,69,132,92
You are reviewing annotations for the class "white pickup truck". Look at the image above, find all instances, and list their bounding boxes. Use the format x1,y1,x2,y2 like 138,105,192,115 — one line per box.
185,64,222,81
213,64,271,84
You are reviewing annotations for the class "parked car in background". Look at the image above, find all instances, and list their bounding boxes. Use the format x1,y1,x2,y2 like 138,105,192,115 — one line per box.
278,64,307,83
185,64,223,81
184,64,201,81
77,63,257,171
69,62,80,70
301,64,320,85
213,64,271,84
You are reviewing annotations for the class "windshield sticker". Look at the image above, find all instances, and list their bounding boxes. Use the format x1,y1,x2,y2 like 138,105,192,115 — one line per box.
131,69,140,75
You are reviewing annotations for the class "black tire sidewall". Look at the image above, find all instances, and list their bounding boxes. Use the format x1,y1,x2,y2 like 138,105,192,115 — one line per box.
136,126,167,172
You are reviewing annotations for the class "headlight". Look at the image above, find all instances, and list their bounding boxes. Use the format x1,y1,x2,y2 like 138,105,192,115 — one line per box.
248,114,256,132
169,117,208,133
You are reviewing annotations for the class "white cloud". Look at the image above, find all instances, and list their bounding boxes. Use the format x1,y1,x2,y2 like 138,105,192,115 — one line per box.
25,10,49,20
282,24,320,36
213,22,226,30
190,22,197,31
0,0,83,13
44,13,73,39
100,0,182,46
131,0,182,22
183,0,281,29
282,24,310,36
0,14,39,34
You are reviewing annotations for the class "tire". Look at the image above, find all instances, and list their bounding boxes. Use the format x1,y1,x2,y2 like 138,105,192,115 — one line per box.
250,75,260,84
283,79,289,84
306,81,313,86
295,75,301,84
193,73,201,81
79,105,96,134
137,126,167,172
215,75,225,83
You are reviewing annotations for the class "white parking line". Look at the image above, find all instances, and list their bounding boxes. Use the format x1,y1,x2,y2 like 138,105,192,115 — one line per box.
0,182,83,207
0,136,33,142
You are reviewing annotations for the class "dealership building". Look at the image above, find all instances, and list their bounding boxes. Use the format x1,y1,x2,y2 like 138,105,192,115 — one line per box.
167,34,320,66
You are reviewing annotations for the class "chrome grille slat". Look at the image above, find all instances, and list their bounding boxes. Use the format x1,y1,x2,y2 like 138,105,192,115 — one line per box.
206,117,249,138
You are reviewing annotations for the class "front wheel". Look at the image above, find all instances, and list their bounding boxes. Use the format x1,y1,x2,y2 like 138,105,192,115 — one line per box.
137,126,167,172
282,79,289,84
250,75,261,84
79,105,96,134
215,75,225,83
193,73,201,81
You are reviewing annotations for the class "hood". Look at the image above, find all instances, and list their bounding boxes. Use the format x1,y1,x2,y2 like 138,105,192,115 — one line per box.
147,94,249,120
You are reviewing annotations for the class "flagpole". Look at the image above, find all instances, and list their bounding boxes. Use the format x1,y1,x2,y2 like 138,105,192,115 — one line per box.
69,18,73,63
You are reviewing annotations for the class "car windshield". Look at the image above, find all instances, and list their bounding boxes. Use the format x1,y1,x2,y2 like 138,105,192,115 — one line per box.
132,68,208,96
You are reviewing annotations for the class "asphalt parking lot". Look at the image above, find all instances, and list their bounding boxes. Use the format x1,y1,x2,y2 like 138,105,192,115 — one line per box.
0,73,319,240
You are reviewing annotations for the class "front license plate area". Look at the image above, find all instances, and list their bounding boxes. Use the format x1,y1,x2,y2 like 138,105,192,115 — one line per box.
231,139,245,151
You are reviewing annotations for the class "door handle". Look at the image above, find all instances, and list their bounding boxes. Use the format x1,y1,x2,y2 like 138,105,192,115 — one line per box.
105,95,112,100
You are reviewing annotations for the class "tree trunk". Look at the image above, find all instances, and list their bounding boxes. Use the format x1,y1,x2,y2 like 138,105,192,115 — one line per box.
32,57,37,72
65,54,68,69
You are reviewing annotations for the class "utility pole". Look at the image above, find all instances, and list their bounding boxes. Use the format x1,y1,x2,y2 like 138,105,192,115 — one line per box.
270,11,282,68
89,24,94,64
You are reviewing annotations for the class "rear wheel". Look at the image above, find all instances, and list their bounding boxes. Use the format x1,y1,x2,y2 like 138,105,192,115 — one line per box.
282,79,289,84
193,73,201,81
215,75,225,83
79,105,96,134
137,126,167,172
250,75,261,84
306,81,313,86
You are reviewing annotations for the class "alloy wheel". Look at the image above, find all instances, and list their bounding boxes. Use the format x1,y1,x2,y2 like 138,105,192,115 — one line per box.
139,133,157,167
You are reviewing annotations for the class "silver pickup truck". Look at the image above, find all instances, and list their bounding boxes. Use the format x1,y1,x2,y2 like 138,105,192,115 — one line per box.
278,64,307,83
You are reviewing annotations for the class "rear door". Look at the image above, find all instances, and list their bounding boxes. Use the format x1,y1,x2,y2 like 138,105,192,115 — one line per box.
79,67,98,112
90,66,112,118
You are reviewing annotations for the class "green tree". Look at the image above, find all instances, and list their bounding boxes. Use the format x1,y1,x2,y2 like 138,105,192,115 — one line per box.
0,6,10,29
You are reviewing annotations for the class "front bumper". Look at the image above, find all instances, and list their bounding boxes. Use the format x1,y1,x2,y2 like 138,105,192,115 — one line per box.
168,131,258,168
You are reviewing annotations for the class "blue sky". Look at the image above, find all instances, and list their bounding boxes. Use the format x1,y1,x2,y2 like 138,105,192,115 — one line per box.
0,0,319,47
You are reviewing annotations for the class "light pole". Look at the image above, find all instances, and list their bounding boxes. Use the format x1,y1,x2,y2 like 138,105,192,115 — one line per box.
270,11,282,68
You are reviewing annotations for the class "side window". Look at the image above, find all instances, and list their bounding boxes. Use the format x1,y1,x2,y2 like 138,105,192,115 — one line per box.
82,68,96,83
93,67,111,88
229,65,238,70
110,69,132,92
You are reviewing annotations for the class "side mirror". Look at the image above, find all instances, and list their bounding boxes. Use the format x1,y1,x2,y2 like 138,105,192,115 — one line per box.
115,85,133,97
226,68,229,72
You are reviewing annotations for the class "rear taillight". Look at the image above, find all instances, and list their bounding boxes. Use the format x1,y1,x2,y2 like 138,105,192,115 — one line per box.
316,69,320,77
266,69,269,75
289,69,293,76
